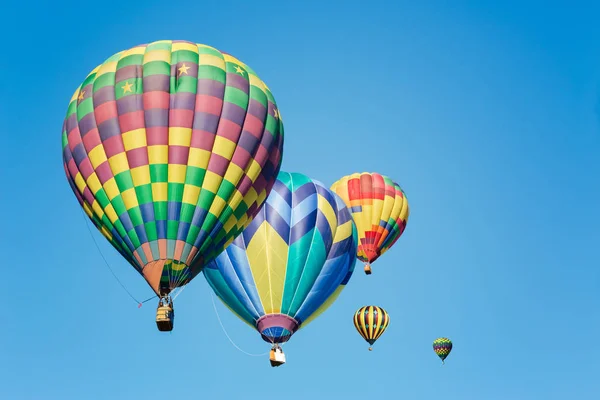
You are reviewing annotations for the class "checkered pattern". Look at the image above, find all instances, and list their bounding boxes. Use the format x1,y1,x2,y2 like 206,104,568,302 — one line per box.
331,172,409,268
433,337,453,362
62,40,284,296
203,172,358,343
353,305,390,346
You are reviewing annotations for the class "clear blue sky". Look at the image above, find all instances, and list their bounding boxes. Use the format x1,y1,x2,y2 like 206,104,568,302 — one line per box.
1,1,599,399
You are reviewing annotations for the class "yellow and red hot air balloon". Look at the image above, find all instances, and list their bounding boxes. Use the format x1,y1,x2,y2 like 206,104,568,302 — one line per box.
331,172,409,275
62,40,284,331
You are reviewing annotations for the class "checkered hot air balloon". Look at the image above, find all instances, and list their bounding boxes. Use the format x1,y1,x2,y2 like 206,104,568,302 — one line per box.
62,40,284,331
331,172,409,275
433,337,453,364
353,306,390,351
203,171,358,366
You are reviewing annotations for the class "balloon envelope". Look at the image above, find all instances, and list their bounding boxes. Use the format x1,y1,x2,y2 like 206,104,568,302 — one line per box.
203,171,358,343
433,337,453,362
62,40,284,296
353,305,390,347
331,172,409,271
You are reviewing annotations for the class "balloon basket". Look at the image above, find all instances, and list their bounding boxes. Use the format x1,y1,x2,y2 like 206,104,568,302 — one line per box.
156,297,174,332
269,346,286,367
364,264,372,275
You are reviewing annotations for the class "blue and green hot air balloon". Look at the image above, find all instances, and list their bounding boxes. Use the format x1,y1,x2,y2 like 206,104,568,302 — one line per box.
203,171,358,366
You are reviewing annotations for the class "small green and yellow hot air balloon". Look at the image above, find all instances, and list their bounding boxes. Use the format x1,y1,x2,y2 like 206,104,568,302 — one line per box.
433,337,453,364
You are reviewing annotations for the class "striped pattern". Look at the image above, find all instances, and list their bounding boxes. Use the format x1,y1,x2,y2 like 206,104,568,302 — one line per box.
353,305,390,346
331,172,409,270
203,171,358,343
62,40,284,296
433,337,453,363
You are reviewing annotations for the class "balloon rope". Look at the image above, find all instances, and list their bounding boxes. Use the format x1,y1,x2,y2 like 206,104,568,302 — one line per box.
80,208,156,307
172,268,190,298
210,292,269,357
172,285,186,301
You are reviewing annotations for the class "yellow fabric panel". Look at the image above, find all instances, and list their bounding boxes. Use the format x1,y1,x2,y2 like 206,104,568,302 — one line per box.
203,171,223,194
199,54,226,70
372,196,384,231
107,152,129,176
359,307,369,339
167,164,187,184
182,185,201,206
246,222,289,314
130,166,151,187
372,306,383,339
367,306,374,339
172,42,199,53
74,173,86,193
398,194,410,222
187,148,211,169
208,197,227,218
91,200,105,219
376,190,396,243
151,183,168,202
143,50,171,63
317,194,337,237
122,128,147,151
168,127,192,146
104,204,118,224
212,136,237,160
121,188,139,210
148,145,168,164
103,178,119,201
88,145,107,167
96,60,118,78
121,45,146,57
333,220,353,244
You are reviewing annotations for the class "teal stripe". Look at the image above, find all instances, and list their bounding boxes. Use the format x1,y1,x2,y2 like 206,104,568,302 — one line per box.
203,269,255,326
288,231,328,316
280,230,310,313
281,230,328,316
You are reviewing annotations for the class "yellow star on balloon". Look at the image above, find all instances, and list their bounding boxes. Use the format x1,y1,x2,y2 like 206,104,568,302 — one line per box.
178,63,190,76
122,81,134,94
234,65,245,75
273,108,279,119
78,90,85,101
122,81,133,94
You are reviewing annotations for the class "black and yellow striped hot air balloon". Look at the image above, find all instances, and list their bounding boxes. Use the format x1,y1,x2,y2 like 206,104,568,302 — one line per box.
353,306,390,351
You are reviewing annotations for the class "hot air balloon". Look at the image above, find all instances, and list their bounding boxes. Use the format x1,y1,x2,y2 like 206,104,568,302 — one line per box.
353,306,390,351
203,171,358,366
331,172,409,275
433,337,453,364
62,40,284,331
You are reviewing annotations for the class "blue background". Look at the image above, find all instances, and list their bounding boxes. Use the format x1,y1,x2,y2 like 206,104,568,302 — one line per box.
1,1,599,399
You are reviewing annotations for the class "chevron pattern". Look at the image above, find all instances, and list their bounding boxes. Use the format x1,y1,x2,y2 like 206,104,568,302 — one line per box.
433,337,453,362
203,171,358,343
